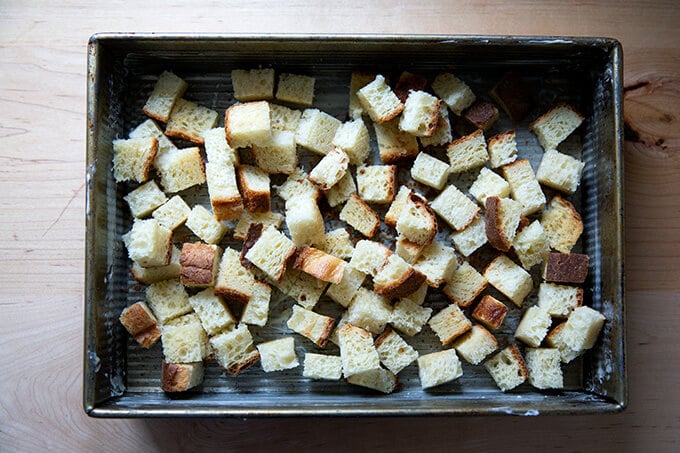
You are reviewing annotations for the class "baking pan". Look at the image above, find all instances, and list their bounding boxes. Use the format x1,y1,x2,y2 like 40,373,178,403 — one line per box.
85,34,625,416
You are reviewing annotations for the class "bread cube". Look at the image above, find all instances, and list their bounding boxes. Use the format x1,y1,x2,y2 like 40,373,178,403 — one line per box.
326,265,365,308
484,344,528,391
399,90,441,137
443,261,487,307
276,73,315,106
484,255,533,307
231,68,275,101
384,186,411,227
349,239,391,276
332,119,371,166
543,252,589,284
142,71,188,123
339,194,380,238
287,305,335,348
487,130,518,169
536,149,585,194
430,184,479,231
162,313,208,363
185,205,227,245
462,100,499,131
319,228,355,259
420,106,453,147
356,74,404,123
490,72,532,122
447,129,489,173
295,108,342,155
155,147,206,193
122,218,172,268
501,159,547,216
411,152,450,191
472,295,508,331
303,353,343,380
347,368,399,394
237,165,270,213
485,196,523,252
541,195,583,253
225,101,272,148
233,210,284,241
515,305,552,347
112,137,158,183
308,148,350,191
394,236,424,264
119,302,161,348
526,348,564,389
245,225,297,282
374,327,419,374
129,118,177,162
346,287,393,334
124,180,167,218
393,71,428,103
130,245,181,284
257,337,299,372
276,168,321,201
418,349,463,389
389,298,432,337
337,324,381,377
252,130,298,175
293,246,346,284
270,103,302,132
145,278,191,324
412,241,457,288
401,282,429,306
214,248,255,304
469,168,510,206
165,98,219,144
356,164,396,204
538,282,583,317
396,192,437,246
152,195,191,230
562,306,606,351
373,254,427,299
188,287,235,336
202,127,239,166
210,324,260,375
285,195,325,247
428,304,472,346
180,242,221,288
513,220,550,270
450,216,487,257
545,322,582,363
453,324,499,365
431,73,475,115
530,103,584,150
161,361,204,393
349,70,375,119
374,118,419,164
275,268,328,310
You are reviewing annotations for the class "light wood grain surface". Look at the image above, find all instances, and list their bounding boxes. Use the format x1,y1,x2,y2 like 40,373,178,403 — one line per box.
1,0,679,451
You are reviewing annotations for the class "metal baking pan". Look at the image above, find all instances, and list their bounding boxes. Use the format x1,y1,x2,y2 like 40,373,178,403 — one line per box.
85,34,625,417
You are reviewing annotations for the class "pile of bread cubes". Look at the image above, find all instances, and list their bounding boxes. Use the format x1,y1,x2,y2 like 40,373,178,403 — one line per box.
114,66,606,395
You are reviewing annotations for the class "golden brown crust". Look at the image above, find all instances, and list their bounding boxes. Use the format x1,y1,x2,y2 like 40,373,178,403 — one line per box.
448,128,484,150
226,350,260,375
506,344,529,379
179,242,218,287
545,322,566,347
374,266,427,300
543,252,589,284
489,72,532,122
293,246,346,284
141,137,158,182
373,326,395,349
119,302,158,336
237,167,270,213
315,317,336,349
471,295,508,330
142,107,167,124
134,325,162,349
161,360,200,392
380,143,419,165
462,101,499,131
377,103,405,124
211,196,244,221
348,194,381,238
487,129,515,148
213,286,250,305
394,72,428,103
224,104,237,148
485,196,512,252
395,236,426,264
164,129,206,145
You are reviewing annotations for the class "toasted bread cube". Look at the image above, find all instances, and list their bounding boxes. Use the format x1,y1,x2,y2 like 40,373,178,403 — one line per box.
257,337,299,372
450,215,487,257
393,71,428,103
252,130,298,175
530,103,584,150
294,246,346,284
202,127,239,166
214,248,255,304
538,282,583,317
231,68,275,101
389,298,432,337
346,288,393,334
411,152,450,191
285,196,325,247
206,161,244,220
338,324,381,377
275,268,328,310
418,349,463,389
308,148,350,191
431,73,476,115
487,130,518,169
356,74,404,123
431,184,479,231
152,195,191,230
543,252,589,284
472,295,508,330
413,241,457,288
233,210,284,241
142,71,188,123
394,236,425,264
320,228,354,259
420,106,453,147
443,261,488,307
541,196,583,253
484,255,533,307
484,344,528,391
112,137,158,183
469,168,510,206
396,192,437,246
485,196,523,252
462,100,499,131
295,108,342,155
399,90,441,137
515,305,552,347
373,254,427,299
349,240,392,276
155,147,206,193
347,368,398,394
188,287,236,336
124,180,167,218
339,194,380,238
562,306,606,351
303,353,343,380
332,119,371,166
245,225,297,282
122,219,172,268
145,278,191,324
277,168,321,201
237,165,270,213
287,305,335,348
326,264,365,308
428,304,472,346
131,245,181,284
536,149,585,194
453,324,499,365
374,327,418,374
225,101,272,149
385,186,411,227
447,129,489,173
526,348,564,389
501,159,546,216
162,313,208,363
270,103,302,132
513,220,550,270
185,205,227,245
161,361,203,392
119,302,161,348
165,99,218,144
349,70,375,119
129,118,177,162
180,242,221,288
374,118,419,164
545,323,582,363
356,165,396,204
276,73,315,106
490,72,532,122
210,324,260,375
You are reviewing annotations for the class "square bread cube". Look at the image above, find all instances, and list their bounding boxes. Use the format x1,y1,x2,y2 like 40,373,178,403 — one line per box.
374,327,419,374
411,152,450,190
210,324,260,375
401,282,429,306
450,215,487,257
396,192,437,246
485,196,523,252
530,103,584,150
202,127,239,166
119,302,161,348
320,228,355,259
145,278,191,324
346,368,398,394
295,108,342,155
543,252,589,284
472,295,508,330
431,73,476,115
513,220,550,270
130,245,181,285
374,118,419,164
538,282,583,317
257,337,299,372
484,344,528,391
142,71,188,123
349,70,375,119
206,162,243,221
514,305,552,347
562,306,606,351
165,98,219,144
373,254,427,300
124,180,167,218
252,130,298,175
389,298,432,336
430,184,479,231
162,313,208,363
385,186,412,228
462,100,499,131
413,241,457,288
337,324,381,378
332,119,371,166
443,261,488,307
399,90,441,137
237,165,271,213
185,205,227,245
152,195,191,231
428,304,472,346
447,129,489,173
501,159,546,216
356,74,404,123
541,195,583,253
469,168,510,206
225,101,272,148
308,148,350,191
420,106,453,147
349,239,391,276
287,305,335,348
303,353,343,380
275,268,328,310
276,168,321,202
545,323,582,363
356,164,396,204
270,103,302,132
231,68,275,101
339,194,380,238
453,324,499,365
180,242,221,288
395,236,426,265
418,349,463,389
155,147,206,193
346,287,393,335
245,225,297,282
293,246,346,284
188,287,235,336
536,149,585,194
487,130,518,169
484,255,533,307
326,264,365,308
285,196,325,247
128,119,176,166
526,348,564,389
214,248,255,304
122,219,172,268
233,210,284,241
112,137,158,183
161,361,204,393
276,73,315,106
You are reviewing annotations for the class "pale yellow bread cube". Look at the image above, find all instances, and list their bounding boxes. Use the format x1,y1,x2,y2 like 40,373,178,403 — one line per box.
324,168,357,208
450,215,487,257
526,348,564,389
356,164,396,204
501,159,546,216
513,220,550,270
411,152,450,191
430,184,479,231
285,195,325,247
348,240,392,276
165,98,219,144
129,118,177,162
431,72,476,115
276,73,315,106
131,245,181,285
276,168,321,201
244,225,297,282
541,195,584,253
413,241,457,288
469,167,510,206
514,305,552,347
346,368,398,394
202,127,239,166
142,71,188,123
112,137,158,183
275,268,328,310
447,129,489,173
374,118,419,164
487,130,518,169
225,101,272,148
161,360,204,393
206,162,243,221
420,105,453,147
339,194,380,238
374,327,419,374
295,108,342,155
418,349,463,389
269,103,302,132
530,103,584,150
373,254,427,299
453,324,499,365
561,306,606,351
122,218,172,268
287,304,335,348
399,90,441,137
293,246,346,284
145,278,191,324
303,353,343,380
484,344,529,391
395,235,426,264
308,148,350,191
237,164,271,213
536,148,585,194
185,205,227,245
257,337,299,372
396,192,437,246
428,304,472,346
356,74,404,123
214,247,255,305
545,322,582,364
332,119,371,166
124,180,168,218
384,186,412,228
326,265,365,308
240,280,272,327
319,228,354,259
483,255,533,307
485,196,523,252
337,324,381,378
155,147,206,193
443,261,488,307
252,130,298,175
161,313,209,363
233,210,284,241
537,282,583,317
349,70,375,119
188,287,236,336
210,324,260,375
389,298,432,337
152,195,191,230
346,287,392,335
231,68,275,101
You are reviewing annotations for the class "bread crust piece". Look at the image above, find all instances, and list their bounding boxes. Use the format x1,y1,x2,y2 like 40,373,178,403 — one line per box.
134,326,162,349
226,350,261,375
485,196,512,252
543,252,589,284
489,72,532,122
373,325,396,350
394,72,428,103
506,344,530,379
161,360,202,392
462,100,499,131
293,246,346,284
211,196,244,221
374,265,427,300
471,295,508,330
180,242,219,287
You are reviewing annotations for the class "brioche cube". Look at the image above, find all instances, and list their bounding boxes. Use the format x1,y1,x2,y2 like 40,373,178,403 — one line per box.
152,195,191,230
462,100,499,131
122,219,172,268
349,240,391,276
285,196,325,247
155,147,206,193
485,196,523,252
252,130,298,175
393,71,428,102
429,304,472,346
257,337,299,372
225,101,272,149
513,220,550,270
162,314,208,363
543,252,589,284
233,210,284,241
394,236,424,264
119,302,161,348
472,295,508,331
410,152,450,191
545,323,582,363
287,305,335,348
332,119,371,166
165,98,219,144
346,368,398,394
210,324,260,375
112,137,158,183
399,90,441,137
161,361,204,393
431,184,479,231
241,279,272,327
214,248,255,304
179,242,221,288
326,265,364,308
501,159,546,216
490,72,532,122
526,348,564,389
413,241,457,288
453,324,499,365
541,196,583,253
418,349,463,390
487,130,518,169
469,168,510,206
396,192,437,246
447,129,489,173
374,118,419,164
237,165,270,213
293,246,346,284
389,298,432,337
276,73,315,106
431,73,475,115
401,282,429,306
185,205,227,245
536,149,585,194
349,70,375,119
346,288,392,334
320,228,355,259
484,255,533,307
129,119,177,161
202,127,239,166
303,353,343,380
205,162,243,221
339,194,380,238
131,245,181,285
443,261,488,307
277,168,321,201
145,278,191,323
338,324,381,377
530,103,584,150
538,282,583,317
270,103,302,132
308,148,350,191
188,287,235,336
562,306,606,351
275,268,328,310
514,305,551,347
450,216,487,257
484,344,529,391
385,186,411,227
356,74,404,123
142,71,188,123
295,108,342,155
373,254,426,299
245,225,297,282
420,106,453,147
356,165,396,204
124,181,167,218
323,170,356,208
231,68,275,101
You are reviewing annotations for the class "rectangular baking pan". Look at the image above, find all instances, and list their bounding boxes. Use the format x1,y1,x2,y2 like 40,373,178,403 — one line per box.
85,34,625,416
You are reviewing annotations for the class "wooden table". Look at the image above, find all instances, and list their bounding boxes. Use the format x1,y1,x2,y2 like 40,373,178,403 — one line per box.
1,1,678,450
